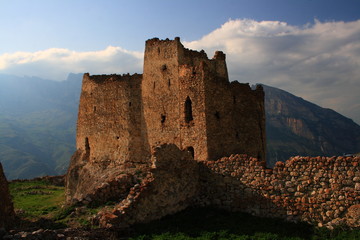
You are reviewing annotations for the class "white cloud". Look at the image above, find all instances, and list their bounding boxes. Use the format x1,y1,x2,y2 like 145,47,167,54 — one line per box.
184,19,360,124
0,46,143,80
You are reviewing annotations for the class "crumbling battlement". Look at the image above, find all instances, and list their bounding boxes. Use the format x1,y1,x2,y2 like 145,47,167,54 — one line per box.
86,73,143,83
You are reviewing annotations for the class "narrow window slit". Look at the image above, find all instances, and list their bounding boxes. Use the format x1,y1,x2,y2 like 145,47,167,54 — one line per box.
185,96,193,123
161,114,166,124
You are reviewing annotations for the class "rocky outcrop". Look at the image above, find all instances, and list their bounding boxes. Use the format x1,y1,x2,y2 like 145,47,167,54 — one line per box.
0,163,15,229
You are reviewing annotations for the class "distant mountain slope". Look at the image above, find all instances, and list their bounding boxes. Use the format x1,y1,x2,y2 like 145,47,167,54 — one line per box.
0,74,82,179
264,85,360,167
1,74,359,178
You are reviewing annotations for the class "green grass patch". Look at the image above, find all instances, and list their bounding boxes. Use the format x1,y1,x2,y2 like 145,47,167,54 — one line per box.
9,179,65,220
9,179,114,228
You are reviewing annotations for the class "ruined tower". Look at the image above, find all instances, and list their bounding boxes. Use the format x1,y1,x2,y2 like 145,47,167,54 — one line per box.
66,37,265,201
142,37,265,161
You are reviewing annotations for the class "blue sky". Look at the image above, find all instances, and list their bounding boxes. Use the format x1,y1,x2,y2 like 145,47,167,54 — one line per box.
1,0,359,53
1,0,360,124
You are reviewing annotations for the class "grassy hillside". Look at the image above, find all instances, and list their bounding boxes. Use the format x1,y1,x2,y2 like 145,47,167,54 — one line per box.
8,180,360,239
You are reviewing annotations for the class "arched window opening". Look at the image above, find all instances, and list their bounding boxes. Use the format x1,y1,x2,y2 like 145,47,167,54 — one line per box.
185,96,193,123
85,137,90,153
93,106,96,112
233,96,236,104
186,146,194,158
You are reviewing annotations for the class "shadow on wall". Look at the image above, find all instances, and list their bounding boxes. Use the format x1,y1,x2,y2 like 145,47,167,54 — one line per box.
197,163,288,219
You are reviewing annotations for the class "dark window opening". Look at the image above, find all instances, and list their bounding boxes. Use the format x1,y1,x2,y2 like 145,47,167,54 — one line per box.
161,114,166,124
116,136,120,140
93,106,96,112
153,82,156,90
161,64,167,71
186,146,194,158
214,111,220,120
129,102,132,107
158,48,160,54
85,137,90,153
233,96,236,104
185,96,193,123
168,79,171,87
235,132,239,140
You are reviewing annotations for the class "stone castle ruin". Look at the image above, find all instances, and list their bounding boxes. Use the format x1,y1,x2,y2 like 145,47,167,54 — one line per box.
66,38,359,228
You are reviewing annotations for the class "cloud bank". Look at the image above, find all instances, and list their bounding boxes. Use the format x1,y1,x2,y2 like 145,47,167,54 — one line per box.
0,19,359,124
0,46,143,80
185,19,360,124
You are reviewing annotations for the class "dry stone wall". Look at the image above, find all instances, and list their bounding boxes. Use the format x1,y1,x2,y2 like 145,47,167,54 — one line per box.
78,151,360,229
197,155,360,228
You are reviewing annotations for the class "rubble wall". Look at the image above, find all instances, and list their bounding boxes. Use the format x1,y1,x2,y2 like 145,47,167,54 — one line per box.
97,144,199,227
198,155,360,228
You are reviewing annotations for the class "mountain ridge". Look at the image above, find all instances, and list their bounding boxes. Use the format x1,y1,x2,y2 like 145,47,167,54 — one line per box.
0,74,359,178
264,84,360,166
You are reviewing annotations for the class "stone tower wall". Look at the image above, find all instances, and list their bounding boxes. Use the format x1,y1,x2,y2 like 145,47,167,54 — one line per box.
202,56,265,161
142,38,213,160
76,73,145,166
